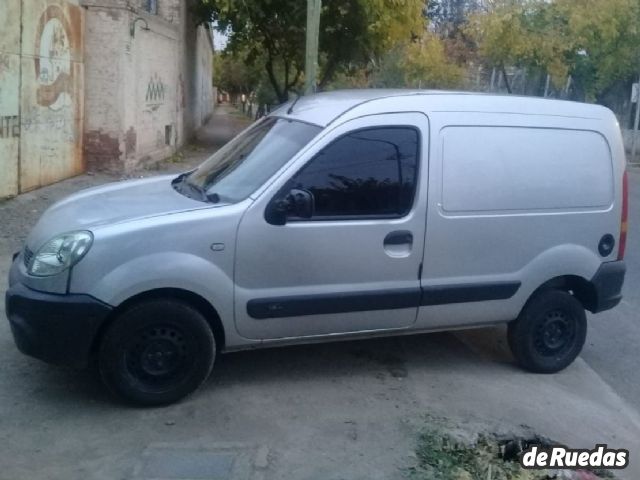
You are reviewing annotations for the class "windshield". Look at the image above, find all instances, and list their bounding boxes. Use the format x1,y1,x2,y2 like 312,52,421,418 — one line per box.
181,117,321,203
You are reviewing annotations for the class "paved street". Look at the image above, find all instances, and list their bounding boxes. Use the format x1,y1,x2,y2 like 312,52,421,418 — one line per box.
581,168,640,408
0,108,639,480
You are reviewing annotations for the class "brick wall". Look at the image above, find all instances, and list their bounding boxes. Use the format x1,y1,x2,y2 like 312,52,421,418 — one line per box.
82,0,214,173
83,6,127,172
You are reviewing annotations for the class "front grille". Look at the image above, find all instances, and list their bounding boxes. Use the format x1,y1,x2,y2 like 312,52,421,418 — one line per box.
23,246,34,267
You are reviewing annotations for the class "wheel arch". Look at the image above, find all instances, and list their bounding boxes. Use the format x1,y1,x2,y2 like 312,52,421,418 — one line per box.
528,275,598,313
90,288,226,357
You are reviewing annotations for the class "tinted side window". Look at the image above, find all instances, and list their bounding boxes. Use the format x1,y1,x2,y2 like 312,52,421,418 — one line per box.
289,127,419,218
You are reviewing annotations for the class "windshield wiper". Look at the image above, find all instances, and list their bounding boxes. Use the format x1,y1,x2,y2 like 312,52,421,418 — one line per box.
190,184,222,203
172,173,221,203
172,172,188,186
171,172,189,195
173,172,206,201
207,192,221,203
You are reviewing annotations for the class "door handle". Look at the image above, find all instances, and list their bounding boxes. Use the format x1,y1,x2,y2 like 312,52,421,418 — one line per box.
384,230,413,246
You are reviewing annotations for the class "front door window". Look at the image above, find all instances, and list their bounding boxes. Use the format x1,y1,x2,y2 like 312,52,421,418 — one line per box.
287,127,419,219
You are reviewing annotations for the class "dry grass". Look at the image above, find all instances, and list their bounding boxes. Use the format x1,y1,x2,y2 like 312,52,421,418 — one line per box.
406,429,615,480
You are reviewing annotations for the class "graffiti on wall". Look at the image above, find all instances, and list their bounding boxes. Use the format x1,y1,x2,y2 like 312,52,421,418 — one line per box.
0,53,20,138
0,116,20,138
0,0,21,197
145,73,166,107
21,105,79,142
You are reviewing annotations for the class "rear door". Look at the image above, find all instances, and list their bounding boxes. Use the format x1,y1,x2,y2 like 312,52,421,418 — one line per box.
417,112,616,330
234,112,430,340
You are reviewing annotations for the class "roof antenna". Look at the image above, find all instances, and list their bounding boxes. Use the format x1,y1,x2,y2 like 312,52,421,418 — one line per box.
287,94,301,114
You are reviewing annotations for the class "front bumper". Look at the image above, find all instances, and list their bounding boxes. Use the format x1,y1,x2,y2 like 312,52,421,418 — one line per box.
5,282,112,368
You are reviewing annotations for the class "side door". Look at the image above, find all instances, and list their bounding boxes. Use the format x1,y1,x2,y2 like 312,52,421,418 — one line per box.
234,112,429,340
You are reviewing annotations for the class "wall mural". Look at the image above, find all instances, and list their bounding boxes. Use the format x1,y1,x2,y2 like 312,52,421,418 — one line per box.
18,1,84,193
34,4,77,111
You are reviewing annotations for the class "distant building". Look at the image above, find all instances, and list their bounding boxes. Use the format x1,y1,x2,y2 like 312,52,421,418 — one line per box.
0,0,214,198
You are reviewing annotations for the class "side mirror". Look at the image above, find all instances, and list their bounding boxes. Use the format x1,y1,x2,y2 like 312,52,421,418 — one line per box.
265,188,314,226
288,188,314,219
265,197,289,226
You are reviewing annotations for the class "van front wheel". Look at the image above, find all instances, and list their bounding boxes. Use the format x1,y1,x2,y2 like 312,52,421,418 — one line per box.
508,290,586,374
99,299,215,406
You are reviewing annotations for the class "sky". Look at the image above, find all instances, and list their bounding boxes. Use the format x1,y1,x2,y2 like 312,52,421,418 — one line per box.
212,23,229,51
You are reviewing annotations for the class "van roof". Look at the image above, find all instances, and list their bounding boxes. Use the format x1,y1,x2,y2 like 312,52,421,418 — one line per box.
271,89,615,127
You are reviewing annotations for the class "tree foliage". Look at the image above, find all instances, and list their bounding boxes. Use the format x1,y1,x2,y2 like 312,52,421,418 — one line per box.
213,47,262,97
195,0,425,102
326,34,466,91
201,0,640,108
427,0,480,38
558,0,640,101
400,34,466,88
195,0,306,102
466,0,640,100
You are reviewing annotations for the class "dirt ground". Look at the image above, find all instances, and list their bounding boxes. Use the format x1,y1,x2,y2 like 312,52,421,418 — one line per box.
0,106,639,480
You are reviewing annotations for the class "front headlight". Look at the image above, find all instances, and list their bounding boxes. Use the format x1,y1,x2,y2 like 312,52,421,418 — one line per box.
28,231,93,277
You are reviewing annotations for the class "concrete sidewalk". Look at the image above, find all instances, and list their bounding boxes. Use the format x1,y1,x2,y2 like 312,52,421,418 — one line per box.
0,109,639,480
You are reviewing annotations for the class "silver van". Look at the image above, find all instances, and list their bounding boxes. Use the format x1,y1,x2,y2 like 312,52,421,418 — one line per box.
6,90,628,406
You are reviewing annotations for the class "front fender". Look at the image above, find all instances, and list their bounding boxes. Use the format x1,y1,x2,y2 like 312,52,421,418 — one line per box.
77,252,234,325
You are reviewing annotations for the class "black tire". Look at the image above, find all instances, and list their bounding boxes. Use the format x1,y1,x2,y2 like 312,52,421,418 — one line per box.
508,289,587,374
98,299,216,406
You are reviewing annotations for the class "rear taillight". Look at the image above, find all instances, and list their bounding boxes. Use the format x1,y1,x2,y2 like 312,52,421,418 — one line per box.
618,170,628,260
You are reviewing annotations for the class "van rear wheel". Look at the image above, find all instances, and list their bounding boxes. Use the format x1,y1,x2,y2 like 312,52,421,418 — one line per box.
508,290,586,373
99,299,215,406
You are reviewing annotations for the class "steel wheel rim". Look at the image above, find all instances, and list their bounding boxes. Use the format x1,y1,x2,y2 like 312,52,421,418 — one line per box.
125,324,192,388
533,309,576,357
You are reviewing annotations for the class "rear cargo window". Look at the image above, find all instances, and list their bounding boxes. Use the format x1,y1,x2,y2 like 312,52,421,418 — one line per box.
441,126,614,212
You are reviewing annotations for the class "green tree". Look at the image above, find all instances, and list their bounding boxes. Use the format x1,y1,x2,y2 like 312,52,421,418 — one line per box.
400,33,466,88
195,0,306,103
194,0,425,102
213,48,262,98
326,35,467,91
466,0,640,100
465,1,538,93
427,0,480,36
555,0,640,102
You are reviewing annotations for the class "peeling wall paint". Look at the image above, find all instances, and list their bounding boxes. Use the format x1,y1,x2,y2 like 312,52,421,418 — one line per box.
84,129,121,171
0,0,21,198
0,0,84,198
21,0,85,192
1,0,213,198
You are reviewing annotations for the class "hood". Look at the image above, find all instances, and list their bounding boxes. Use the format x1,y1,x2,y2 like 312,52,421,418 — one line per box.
26,175,210,249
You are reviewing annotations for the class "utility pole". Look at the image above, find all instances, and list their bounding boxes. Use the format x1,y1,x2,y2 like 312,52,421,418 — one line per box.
304,0,322,95
632,74,640,164
543,74,550,98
